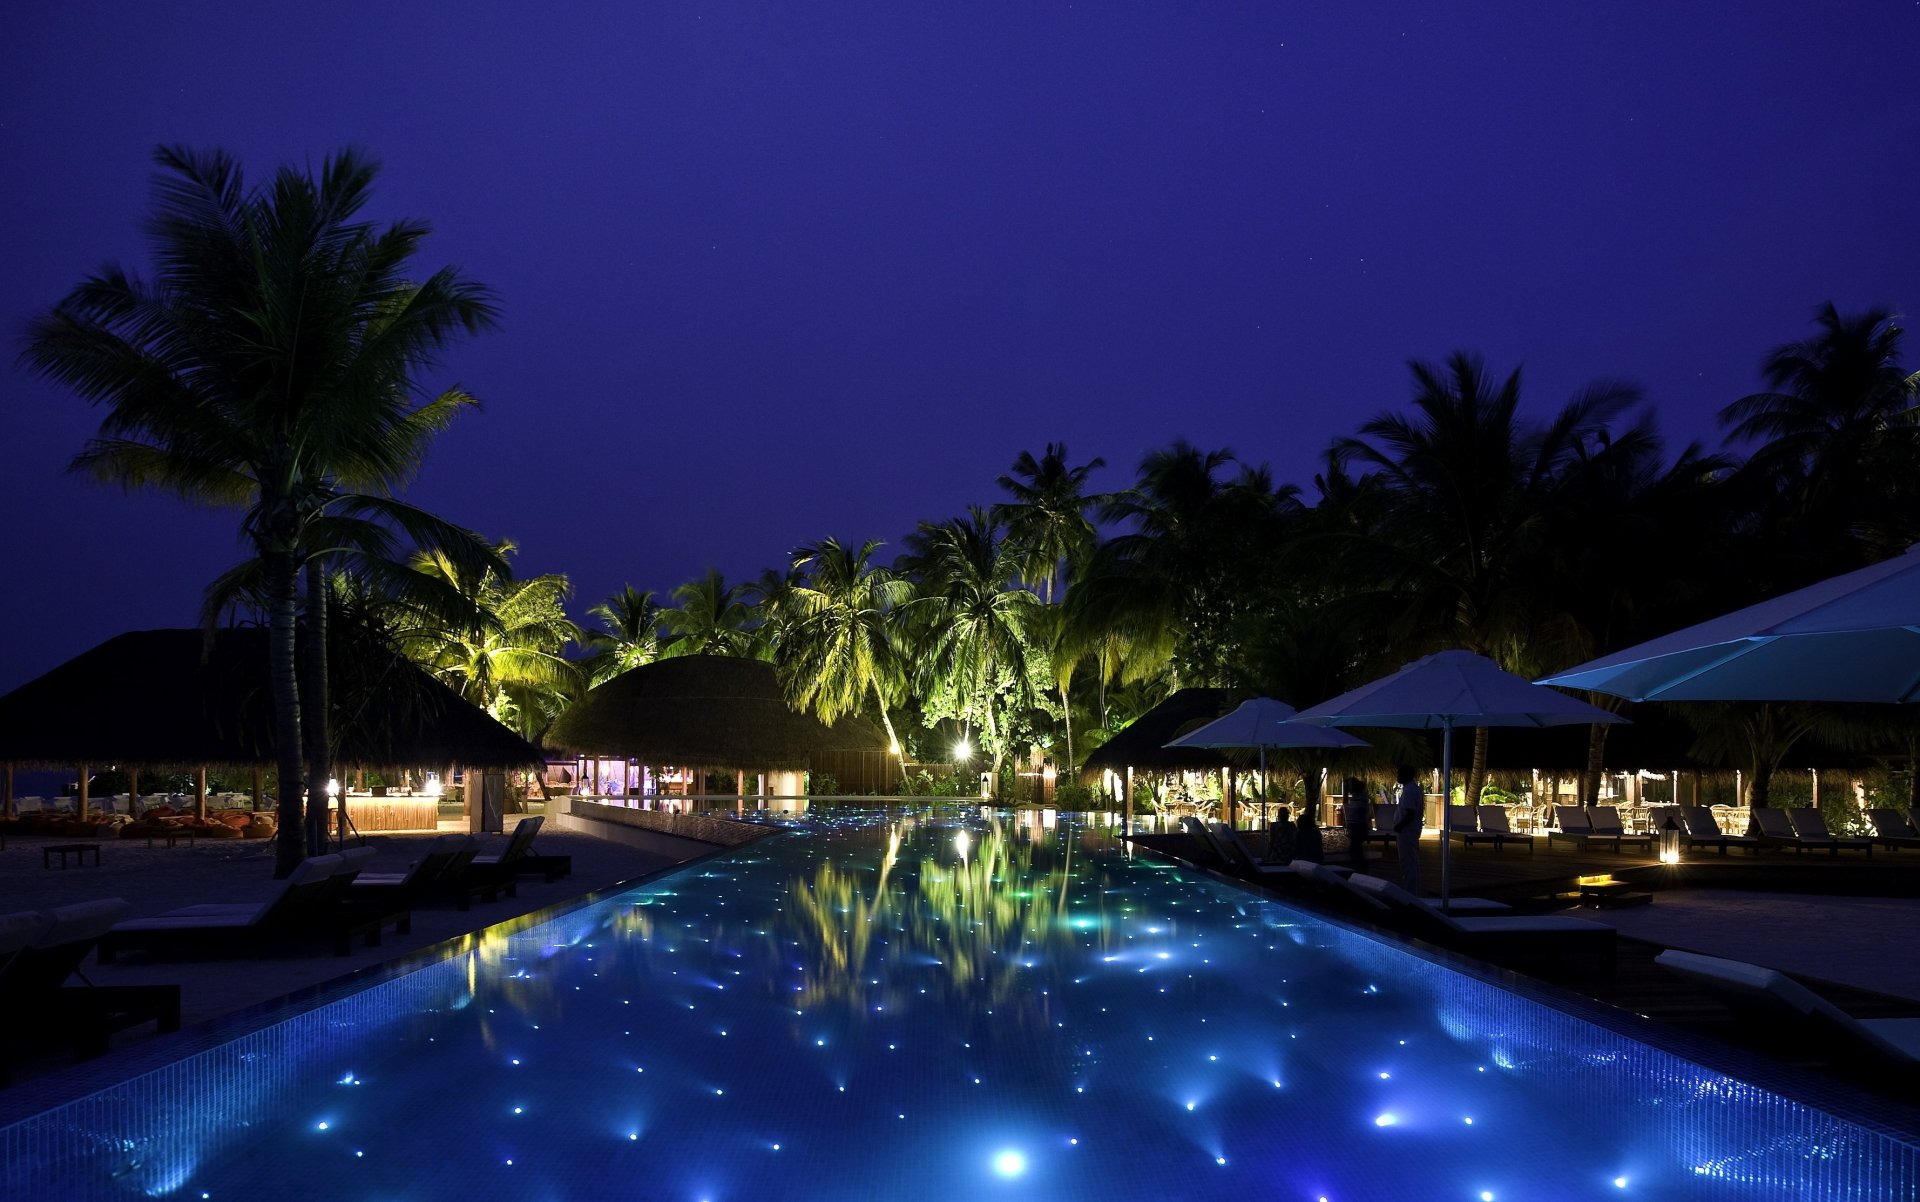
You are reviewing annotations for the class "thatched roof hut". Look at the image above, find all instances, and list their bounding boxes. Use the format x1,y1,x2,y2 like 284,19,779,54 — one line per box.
0,628,541,771
1080,687,1247,777
545,655,887,772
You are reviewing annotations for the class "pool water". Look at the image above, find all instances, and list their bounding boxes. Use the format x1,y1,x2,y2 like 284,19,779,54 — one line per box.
4,810,1915,1200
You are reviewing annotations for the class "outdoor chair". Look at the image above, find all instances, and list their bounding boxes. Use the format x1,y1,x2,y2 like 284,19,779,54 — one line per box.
474,816,571,885
1586,806,1654,853
1866,809,1920,851
1346,873,1616,969
99,854,409,961
1361,803,1399,851
1475,805,1536,854
0,899,180,1083
1180,816,1230,867
1549,806,1593,851
1655,949,1920,1064
1288,861,1394,919
1205,821,1294,879
1784,808,1875,856
1446,805,1524,852
1680,806,1761,855
350,834,483,905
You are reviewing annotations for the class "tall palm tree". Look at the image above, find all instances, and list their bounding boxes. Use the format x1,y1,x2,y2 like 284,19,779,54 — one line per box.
1332,352,1650,800
992,443,1106,603
900,509,1042,796
583,585,664,686
1720,304,1920,574
782,537,912,766
660,569,757,658
23,146,495,875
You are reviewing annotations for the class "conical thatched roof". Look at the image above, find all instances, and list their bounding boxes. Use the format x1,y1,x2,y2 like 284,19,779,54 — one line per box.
545,655,887,771
1080,687,1247,777
0,628,542,770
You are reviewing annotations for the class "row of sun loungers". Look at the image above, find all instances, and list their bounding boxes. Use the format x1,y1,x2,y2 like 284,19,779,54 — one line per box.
1177,818,1616,971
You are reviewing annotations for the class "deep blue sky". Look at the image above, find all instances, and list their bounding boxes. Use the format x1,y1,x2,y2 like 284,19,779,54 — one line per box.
4,3,1918,692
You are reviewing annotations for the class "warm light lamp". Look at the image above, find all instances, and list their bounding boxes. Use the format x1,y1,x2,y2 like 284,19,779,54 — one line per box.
1658,824,1681,865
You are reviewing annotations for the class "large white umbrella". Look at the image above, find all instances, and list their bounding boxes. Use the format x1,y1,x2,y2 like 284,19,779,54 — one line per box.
1164,697,1370,822
1540,545,1920,702
1292,651,1625,905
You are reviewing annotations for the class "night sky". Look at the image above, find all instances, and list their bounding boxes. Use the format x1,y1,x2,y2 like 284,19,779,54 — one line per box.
4,3,1918,693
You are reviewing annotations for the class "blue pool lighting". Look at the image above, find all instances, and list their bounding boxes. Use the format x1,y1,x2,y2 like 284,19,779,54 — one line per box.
2,808,1917,1200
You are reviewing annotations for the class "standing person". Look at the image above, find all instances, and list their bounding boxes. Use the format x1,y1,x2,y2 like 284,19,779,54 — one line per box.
1393,764,1425,894
1343,776,1371,870
1263,806,1297,864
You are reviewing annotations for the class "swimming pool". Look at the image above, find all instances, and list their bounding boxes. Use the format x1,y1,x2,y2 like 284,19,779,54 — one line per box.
4,809,1915,1200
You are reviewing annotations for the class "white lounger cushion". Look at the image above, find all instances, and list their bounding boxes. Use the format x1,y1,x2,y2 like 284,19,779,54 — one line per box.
0,910,53,955
1657,949,1920,1062
1346,873,1517,917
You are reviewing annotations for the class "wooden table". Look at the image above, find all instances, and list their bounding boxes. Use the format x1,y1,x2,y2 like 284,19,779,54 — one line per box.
43,842,102,868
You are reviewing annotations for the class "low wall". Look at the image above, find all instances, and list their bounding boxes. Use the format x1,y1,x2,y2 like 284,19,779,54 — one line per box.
550,799,778,859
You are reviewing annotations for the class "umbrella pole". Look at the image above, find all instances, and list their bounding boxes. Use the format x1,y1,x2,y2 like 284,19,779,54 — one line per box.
1440,717,1453,908
1259,747,1268,828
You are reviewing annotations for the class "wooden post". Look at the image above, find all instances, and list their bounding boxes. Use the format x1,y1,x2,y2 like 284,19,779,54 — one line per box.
252,766,264,813
1222,766,1235,827
78,762,90,821
195,766,208,820
1124,765,1134,833
128,766,140,817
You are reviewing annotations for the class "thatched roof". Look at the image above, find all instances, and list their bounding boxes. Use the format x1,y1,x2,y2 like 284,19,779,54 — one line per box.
0,628,542,770
544,655,887,771
1081,687,1248,776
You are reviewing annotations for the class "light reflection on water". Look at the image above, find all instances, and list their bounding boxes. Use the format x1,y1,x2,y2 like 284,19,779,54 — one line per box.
3,807,1916,1201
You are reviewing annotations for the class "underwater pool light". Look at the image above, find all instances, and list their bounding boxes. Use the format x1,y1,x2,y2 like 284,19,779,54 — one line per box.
993,1149,1026,1177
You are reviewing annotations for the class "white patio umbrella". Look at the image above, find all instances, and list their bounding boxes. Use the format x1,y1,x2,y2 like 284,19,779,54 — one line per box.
1292,651,1626,906
1539,545,1920,702
1164,697,1370,823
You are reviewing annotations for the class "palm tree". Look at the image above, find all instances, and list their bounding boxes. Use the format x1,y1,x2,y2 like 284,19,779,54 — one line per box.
1074,441,1293,688
1331,352,1650,800
400,541,582,739
660,569,757,658
743,566,803,663
1720,304,1920,575
23,146,495,875
992,443,1106,603
583,585,664,686
782,537,913,767
900,509,1042,796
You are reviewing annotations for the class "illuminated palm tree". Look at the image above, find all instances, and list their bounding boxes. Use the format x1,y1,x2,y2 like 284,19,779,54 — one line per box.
660,568,757,658
993,442,1106,603
782,537,912,766
401,541,582,739
900,509,1041,796
583,585,664,686
23,146,496,874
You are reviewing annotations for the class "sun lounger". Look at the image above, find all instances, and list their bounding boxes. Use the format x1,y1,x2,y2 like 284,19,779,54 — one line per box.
350,834,485,906
1656,949,1920,1063
1585,806,1653,853
1205,821,1294,878
1679,806,1761,855
1475,805,1536,854
1288,860,1394,919
1445,805,1529,853
1866,809,1920,851
99,855,409,961
1549,806,1593,850
474,816,571,885
1784,808,1875,856
1347,873,1615,968
1,900,180,1082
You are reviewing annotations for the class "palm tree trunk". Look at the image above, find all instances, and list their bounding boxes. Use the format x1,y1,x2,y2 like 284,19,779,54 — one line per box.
1749,758,1775,807
1580,722,1610,806
869,680,904,785
985,703,1004,800
1467,726,1490,805
1060,684,1074,774
302,557,333,852
265,546,307,878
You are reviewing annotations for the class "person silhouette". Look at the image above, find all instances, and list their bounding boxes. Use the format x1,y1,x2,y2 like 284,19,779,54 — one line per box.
1343,776,1371,870
1263,806,1298,864
1393,763,1425,893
